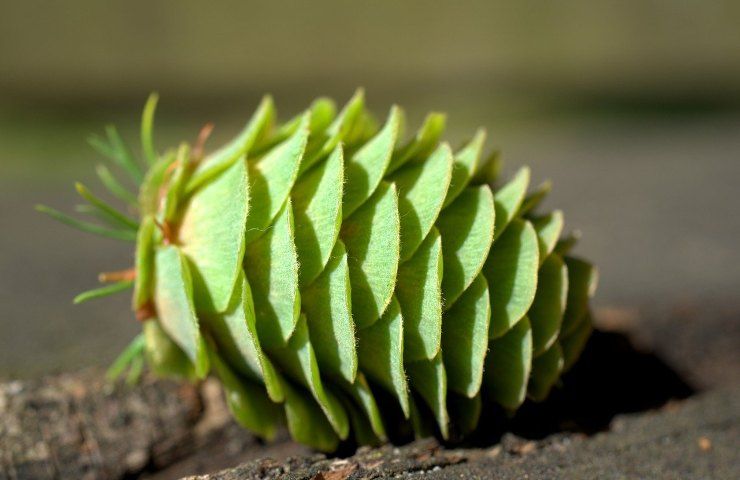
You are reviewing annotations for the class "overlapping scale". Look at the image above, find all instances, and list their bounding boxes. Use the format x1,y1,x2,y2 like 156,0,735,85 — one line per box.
54,92,597,452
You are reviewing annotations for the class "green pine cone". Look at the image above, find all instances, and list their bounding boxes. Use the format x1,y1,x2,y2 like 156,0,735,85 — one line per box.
41,91,598,451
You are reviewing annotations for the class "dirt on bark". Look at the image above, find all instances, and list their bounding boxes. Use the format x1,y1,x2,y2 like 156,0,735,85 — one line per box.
1,305,738,479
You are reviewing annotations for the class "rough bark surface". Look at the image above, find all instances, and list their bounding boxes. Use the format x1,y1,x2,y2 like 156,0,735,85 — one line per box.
185,387,739,480
1,305,738,479
0,371,202,479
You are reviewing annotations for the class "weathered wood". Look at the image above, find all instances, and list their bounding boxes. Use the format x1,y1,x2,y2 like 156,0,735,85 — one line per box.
0,370,202,479
0,305,737,479
141,381,309,480
183,386,740,480
182,438,465,480
0,372,308,480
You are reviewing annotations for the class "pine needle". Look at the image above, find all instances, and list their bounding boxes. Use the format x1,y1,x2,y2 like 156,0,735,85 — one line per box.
73,280,134,304
75,182,139,230
106,333,146,382
36,205,137,241
95,164,138,207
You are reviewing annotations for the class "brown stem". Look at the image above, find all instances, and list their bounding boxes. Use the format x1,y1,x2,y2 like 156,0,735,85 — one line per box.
136,301,157,322
192,122,215,162
154,218,176,245
98,268,136,283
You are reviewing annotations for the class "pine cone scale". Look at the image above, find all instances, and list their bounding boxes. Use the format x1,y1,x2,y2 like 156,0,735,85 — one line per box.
45,91,598,451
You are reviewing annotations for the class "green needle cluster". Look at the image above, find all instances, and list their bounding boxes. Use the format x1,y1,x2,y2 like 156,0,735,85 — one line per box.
40,91,597,451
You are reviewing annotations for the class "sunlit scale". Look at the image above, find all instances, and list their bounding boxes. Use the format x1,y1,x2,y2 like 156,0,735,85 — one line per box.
40,91,598,451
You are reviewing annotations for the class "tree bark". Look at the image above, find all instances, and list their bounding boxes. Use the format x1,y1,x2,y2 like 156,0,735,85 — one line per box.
0,370,201,479
1,305,737,479
184,386,740,480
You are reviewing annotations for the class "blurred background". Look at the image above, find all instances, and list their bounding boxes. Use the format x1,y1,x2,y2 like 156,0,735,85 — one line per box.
1,0,739,379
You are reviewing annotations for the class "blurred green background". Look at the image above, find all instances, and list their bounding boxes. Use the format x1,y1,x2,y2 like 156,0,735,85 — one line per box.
2,1,739,378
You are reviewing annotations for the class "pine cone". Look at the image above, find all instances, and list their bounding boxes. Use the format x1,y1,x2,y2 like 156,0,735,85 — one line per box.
40,91,598,451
